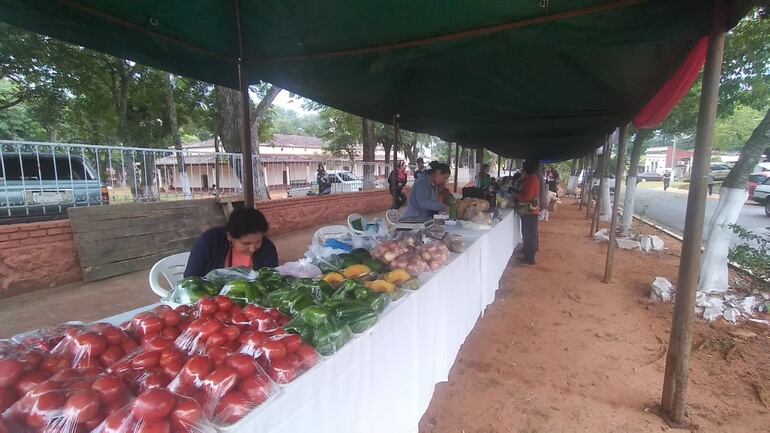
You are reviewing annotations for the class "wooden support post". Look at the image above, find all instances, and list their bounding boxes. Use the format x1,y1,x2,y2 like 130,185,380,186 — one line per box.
234,1,254,208
591,139,610,236
584,151,596,218
603,124,628,283
497,154,501,178
660,1,726,426
453,143,460,193
392,114,400,202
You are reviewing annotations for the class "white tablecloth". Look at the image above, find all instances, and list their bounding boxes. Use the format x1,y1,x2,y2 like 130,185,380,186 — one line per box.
102,210,520,433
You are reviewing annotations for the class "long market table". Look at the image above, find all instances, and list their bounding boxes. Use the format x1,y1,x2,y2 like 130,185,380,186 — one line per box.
102,209,520,433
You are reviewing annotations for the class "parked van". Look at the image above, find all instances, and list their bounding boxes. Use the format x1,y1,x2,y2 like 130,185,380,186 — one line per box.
0,152,107,218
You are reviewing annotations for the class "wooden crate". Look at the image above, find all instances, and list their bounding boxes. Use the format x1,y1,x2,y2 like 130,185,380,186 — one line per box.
67,199,226,281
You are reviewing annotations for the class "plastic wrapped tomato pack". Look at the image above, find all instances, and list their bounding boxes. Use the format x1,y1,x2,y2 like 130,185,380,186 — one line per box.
238,332,319,385
123,305,193,344
371,241,409,264
230,305,290,333
11,323,85,353
0,344,69,413
92,388,216,433
51,323,138,370
3,371,133,433
416,242,451,271
174,318,243,357
109,336,190,395
167,353,278,426
193,296,242,323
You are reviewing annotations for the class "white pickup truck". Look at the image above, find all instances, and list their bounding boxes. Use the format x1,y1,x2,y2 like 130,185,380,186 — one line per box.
286,170,364,197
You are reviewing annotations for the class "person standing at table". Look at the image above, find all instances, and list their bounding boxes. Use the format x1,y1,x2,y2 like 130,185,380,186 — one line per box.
414,157,428,180
475,163,492,190
515,159,541,265
389,161,408,209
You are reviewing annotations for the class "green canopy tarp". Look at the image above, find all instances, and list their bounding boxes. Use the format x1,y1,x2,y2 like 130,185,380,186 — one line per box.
0,0,752,158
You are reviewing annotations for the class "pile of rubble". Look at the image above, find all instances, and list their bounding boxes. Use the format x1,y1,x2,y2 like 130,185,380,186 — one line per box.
593,229,665,253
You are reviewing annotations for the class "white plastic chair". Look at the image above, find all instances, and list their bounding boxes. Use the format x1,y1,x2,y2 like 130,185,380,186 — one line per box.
347,213,366,235
385,209,401,226
313,225,351,247
149,252,191,298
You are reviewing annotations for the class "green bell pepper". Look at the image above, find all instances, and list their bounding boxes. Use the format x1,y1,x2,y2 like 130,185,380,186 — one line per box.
311,323,353,356
299,305,332,327
219,280,259,305
284,317,315,341
364,292,391,313
167,277,211,304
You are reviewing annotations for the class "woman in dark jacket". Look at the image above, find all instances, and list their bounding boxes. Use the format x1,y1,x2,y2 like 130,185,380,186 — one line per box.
184,208,279,277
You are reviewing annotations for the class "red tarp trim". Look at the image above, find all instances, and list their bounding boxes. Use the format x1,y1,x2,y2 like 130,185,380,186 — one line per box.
632,37,708,130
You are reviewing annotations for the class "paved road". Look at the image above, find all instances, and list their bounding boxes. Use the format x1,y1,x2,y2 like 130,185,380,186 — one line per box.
622,188,768,246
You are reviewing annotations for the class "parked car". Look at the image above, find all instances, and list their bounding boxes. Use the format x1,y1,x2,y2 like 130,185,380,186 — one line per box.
637,172,663,182
748,172,770,202
286,170,364,197
752,162,770,173
0,152,107,218
752,177,770,216
709,163,732,181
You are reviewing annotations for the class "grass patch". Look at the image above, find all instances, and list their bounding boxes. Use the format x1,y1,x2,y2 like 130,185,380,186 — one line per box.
636,181,663,190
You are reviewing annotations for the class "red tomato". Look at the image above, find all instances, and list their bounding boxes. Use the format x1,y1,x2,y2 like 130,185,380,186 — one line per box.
229,305,242,315
91,376,126,404
143,336,173,352
73,356,101,369
159,309,181,328
131,351,161,369
180,356,213,385
101,408,132,433
185,319,206,334
296,345,319,368
241,332,267,349
75,333,108,357
102,327,125,346
268,358,297,384
170,397,203,432
205,331,227,348
50,368,80,382
139,316,165,337
175,305,193,317
225,354,256,380
99,346,125,367
261,341,286,362
40,355,68,374
25,412,47,429
121,339,139,354
18,351,43,369
14,370,49,395
159,349,184,368
280,335,303,353
268,309,284,320
160,327,180,340
202,366,238,397
213,311,230,322
136,419,170,433
198,320,223,338
64,390,101,422
241,305,262,320
177,322,190,334
0,359,24,387
236,377,271,405
0,387,17,412
162,360,184,379
206,347,231,367
34,389,67,411
213,391,251,424
213,296,234,312
221,326,240,342
197,299,218,316
103,395,130,417
138,369,168,391
229,313,250,328
132,389,175,420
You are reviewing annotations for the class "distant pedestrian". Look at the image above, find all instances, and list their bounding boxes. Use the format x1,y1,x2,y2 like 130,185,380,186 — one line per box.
389,161,408,209
414,157,427,180
707,174,715,196
317,163,331,195
662,171,671,191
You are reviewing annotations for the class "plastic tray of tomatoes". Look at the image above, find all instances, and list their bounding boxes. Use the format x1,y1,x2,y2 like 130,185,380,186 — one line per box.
92,388,216,433
11,322,85,353
238,331,319,385
0,344,70,414
50,323,139,370
3,370,134,433
122,305,194,344
109,336,190,395
167,352,279,428
231,305,291,333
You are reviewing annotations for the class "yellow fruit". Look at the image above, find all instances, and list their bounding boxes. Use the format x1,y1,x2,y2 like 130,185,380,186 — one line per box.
384,269,411,285
368,279,396,294
342,264,371,279
322,272,345,287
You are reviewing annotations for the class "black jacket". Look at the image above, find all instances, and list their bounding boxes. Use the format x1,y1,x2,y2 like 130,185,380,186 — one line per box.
183,226,279,277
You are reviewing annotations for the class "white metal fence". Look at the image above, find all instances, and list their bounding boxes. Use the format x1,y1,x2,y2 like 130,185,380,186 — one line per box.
0,140,396,219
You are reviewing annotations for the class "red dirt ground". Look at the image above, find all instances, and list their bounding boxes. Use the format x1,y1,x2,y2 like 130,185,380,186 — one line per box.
419,198,770,433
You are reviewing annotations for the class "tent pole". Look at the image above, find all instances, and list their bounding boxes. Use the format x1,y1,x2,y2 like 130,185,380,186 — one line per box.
392,114,400,203
234,0,254,208
660,0,727,426
497,154,501,178
584,151,596,218
603,124,628,283
453,143,460,193
591,138,610,236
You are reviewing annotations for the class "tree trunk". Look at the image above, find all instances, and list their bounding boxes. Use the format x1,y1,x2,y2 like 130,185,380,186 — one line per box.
113,60,139,201
215,85,281,201
383,141,392,164
698,108,770,293
161,73,191,198
362,118,376,190
620,129,652,236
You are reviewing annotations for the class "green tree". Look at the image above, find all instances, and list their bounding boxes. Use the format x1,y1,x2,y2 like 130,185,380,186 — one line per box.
318,107,361,161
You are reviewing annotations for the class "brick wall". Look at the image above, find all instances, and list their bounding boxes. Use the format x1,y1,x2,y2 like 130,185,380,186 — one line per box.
0,220,82,295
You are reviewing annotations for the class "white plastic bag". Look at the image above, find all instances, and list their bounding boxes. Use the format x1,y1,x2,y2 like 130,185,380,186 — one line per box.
276,258,322,278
